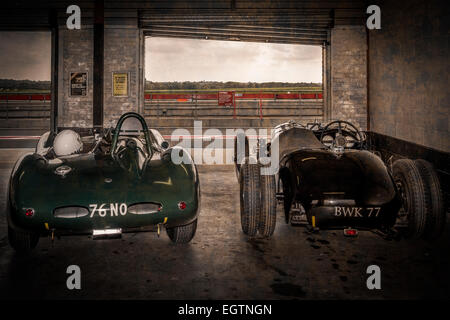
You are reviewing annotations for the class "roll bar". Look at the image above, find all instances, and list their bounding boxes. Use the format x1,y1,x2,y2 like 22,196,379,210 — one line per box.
111,112,153,158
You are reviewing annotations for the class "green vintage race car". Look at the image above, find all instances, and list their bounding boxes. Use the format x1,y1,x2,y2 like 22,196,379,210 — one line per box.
7,112,200,252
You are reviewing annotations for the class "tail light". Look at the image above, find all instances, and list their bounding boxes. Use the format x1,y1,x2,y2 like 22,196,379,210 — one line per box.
178,201,187,210
25,208,35,217
344,228,358,237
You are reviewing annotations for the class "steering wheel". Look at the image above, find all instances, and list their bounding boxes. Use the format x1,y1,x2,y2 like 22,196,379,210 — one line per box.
114,137,147,161
319,120,365,149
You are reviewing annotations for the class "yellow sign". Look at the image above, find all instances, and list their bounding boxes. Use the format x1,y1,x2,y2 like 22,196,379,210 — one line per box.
113,73,128,96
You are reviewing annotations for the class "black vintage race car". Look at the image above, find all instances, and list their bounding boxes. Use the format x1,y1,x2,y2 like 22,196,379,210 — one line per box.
234,120,446,240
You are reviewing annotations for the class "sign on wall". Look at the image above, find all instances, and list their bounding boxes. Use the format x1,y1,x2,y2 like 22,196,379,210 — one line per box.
70,72,87,96
218,91,234,106
113,73,129,97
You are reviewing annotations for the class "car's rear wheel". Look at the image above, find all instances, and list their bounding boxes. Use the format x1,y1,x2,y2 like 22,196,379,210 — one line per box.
8,226,39,253
234,133,249,180
239,163,260,236
414,159,446,240
166,219,197,244
258,173,277,237
392,159,427,239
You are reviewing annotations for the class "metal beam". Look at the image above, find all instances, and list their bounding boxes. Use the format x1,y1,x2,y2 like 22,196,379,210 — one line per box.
93,0,104,129
145,32,325,45
50,10,58,132
144,27,327,41
144,25,328,37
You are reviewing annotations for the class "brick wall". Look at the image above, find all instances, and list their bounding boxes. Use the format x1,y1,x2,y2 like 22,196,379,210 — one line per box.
58,27,94,127
103,26,140,126
58,25,141,128
369,0,448,152
330,26,367,130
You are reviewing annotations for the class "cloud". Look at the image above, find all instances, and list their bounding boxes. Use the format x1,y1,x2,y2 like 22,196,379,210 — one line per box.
0,33,322,83
146,37,322,82
0,32,51,81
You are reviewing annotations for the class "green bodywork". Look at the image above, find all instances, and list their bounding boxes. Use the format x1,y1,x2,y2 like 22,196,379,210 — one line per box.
7,113,200,235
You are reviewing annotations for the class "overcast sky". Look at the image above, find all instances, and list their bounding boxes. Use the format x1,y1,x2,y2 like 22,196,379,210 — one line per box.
0,32,322,83
0,32,51,81
146,37,322,83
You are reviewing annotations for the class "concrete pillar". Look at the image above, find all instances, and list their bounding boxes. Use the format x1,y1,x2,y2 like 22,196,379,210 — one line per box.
330,25,367,130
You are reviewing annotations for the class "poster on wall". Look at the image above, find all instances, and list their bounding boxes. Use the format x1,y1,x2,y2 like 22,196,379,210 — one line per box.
70,72,87,96
113,72,128,97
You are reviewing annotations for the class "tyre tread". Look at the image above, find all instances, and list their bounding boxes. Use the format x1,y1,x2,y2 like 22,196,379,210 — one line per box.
166,219,197,243
258,173,277,237
239,163,260,236
414,159,446,239
393,159,427,238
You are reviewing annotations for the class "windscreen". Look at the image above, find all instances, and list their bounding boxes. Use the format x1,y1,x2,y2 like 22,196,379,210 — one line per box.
119,117,145,136
273,127,325,160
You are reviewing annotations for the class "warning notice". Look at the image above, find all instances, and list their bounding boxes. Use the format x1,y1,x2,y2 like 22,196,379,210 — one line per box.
70,72,87,96
113,73,128,97
218,91,234,106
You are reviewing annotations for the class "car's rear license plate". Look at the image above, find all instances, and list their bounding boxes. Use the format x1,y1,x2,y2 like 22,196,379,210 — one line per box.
334,206,381,218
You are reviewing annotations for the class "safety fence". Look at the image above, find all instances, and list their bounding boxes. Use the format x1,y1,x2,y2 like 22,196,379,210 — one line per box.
143,91,323,122
0,90,323,131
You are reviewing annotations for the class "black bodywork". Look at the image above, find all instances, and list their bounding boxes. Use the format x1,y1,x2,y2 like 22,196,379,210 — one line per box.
270,121,401,232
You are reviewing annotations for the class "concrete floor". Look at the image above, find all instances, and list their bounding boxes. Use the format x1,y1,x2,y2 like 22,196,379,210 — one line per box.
0,149,449,300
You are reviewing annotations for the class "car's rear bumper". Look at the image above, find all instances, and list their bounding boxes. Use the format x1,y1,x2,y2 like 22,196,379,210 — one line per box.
44,224,161,237
8,200,199,235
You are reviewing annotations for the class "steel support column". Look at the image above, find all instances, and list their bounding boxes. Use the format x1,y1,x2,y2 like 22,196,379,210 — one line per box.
50,10,58,133
93,0,104,129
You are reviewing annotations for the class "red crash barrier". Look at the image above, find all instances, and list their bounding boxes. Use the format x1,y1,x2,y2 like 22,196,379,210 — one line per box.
1,92,322,101
144,92,323,100
0,94,51,101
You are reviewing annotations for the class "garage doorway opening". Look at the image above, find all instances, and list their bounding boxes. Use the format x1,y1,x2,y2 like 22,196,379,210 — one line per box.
144,36,323,129
0,31,52,136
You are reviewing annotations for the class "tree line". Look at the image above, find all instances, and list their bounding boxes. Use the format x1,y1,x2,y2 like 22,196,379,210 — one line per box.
145,81,321,90
0,79,322,91
0,79,51,91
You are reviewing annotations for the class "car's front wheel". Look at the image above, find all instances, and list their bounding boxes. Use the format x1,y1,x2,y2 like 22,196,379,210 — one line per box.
166,219,198,244
8,226,39,253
